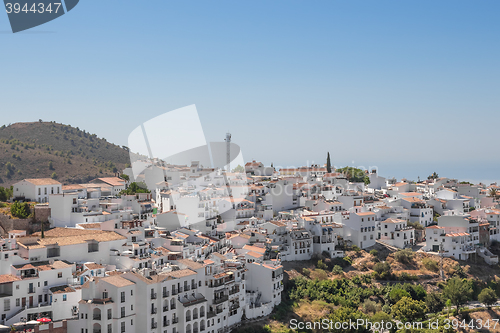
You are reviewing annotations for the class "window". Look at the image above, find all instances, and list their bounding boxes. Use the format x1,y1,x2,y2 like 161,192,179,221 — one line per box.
108,309,112,320
131,290,133,296
16,299,20,307
121,291,125,303
44,187,47,195
63,294,67,301
121,307,125,318
121,322,125,333
131,305,133,311
58,272,62,278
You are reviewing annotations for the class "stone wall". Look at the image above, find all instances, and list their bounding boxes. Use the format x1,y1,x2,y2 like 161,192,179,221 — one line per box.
0,214,31,236
34,205,51,222
35,320,67,333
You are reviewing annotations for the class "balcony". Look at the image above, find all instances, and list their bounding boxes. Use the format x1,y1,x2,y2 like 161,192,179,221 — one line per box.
151,292,157,299
213,295,228,304
172,289,178,295
151,307,157,314
151,323,157,329
163,291,170,298
229,288,240,295
163,320,170,327
207,311,216,319
172,317,179,324
93,315,101,320
163,306,168,312
28,287,36,294
186,316,191,322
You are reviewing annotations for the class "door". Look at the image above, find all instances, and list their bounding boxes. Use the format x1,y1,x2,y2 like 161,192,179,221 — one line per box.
432,245,440,252
29,296,33,308
22,297,26,308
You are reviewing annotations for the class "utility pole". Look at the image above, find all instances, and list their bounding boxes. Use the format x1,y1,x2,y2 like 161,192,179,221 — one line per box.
440,241,444,280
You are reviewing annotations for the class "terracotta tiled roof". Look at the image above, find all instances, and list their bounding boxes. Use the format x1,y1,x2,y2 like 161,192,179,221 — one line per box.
50,285,75,294
22,178,61,186
85,263,105,270
101,275,135,288
0,274,21,284
93,177,126,187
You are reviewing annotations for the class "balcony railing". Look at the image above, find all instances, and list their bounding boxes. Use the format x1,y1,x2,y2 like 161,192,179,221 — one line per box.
163,306,168,312
186,316,191,322
151,292,157,299
163,291,170,298
172,289,178,295
163,320,170,327
172,317,179,324
207,311,216,318
151,307,157,314
151,323,157,329
93,315,101,320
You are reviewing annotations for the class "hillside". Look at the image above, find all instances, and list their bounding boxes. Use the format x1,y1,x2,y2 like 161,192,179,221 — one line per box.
234,246,500,333
0,121,130,186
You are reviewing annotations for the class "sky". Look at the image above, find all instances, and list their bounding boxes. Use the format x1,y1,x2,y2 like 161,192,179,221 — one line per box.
1,0,499,183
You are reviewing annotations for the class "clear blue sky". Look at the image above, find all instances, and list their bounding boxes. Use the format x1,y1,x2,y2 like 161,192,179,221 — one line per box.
1,1,499,183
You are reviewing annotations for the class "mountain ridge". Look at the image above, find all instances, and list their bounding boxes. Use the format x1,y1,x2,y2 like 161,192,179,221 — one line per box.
0,121,130,186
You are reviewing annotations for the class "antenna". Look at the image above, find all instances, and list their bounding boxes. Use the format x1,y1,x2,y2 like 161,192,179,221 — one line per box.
225,132,231,172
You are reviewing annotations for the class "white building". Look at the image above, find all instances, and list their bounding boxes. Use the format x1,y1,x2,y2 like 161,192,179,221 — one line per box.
13,178,62,203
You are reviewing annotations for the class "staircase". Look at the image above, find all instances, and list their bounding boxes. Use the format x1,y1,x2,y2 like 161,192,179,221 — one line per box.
375,240,399,252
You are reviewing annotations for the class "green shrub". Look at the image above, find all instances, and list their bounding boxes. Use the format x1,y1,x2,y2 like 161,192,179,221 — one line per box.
332,265,343,275
343,256,353,266
394,249,414,264
317,259,327,270
10,201,31,219
369,249,378,257
422,257,439,272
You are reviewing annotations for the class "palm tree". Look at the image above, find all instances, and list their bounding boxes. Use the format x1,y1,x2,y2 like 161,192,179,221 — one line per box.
489,188,498,200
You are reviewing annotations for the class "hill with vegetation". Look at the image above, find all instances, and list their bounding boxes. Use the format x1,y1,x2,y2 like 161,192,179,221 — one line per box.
234,245,500,333
0,121,131,186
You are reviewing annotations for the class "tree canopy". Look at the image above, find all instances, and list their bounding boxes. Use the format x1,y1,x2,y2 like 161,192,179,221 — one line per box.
10,201,31,219
118,182,150,196
443,277,472,312
336,167,370,185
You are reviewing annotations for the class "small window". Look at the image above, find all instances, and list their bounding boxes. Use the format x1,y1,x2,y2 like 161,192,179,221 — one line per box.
58,272,62,278
63,295,67,301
